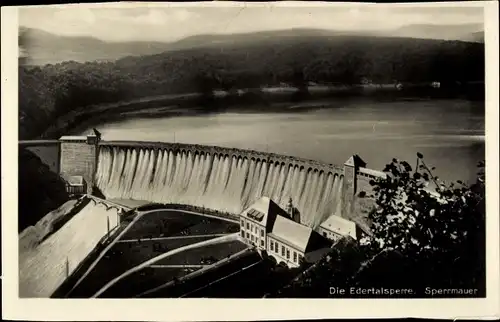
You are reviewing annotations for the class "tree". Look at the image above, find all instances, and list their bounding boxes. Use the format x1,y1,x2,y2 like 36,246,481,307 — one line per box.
286,197,294,216
275,236,364,298
274,155,485,296
359,153,485,290
286,197,301,223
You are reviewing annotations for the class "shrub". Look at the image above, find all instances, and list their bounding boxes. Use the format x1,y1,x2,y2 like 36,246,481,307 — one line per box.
358,154,485,291
275,154,485,296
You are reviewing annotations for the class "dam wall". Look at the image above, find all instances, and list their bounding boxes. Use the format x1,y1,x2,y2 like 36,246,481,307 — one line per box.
19,138,387,230
95,141,381,229
99,141,345,175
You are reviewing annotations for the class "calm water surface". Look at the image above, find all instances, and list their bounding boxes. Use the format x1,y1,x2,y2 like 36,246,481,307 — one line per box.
84,100,485,184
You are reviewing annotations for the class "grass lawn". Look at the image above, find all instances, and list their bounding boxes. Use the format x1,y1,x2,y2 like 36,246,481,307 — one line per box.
156,240,248,266
68,235,216,297
98,267,199,298
68,210,238,298
121,210,238,240
142,250,262,298
187,260,300,298
96,242,250,298
169,219,239,237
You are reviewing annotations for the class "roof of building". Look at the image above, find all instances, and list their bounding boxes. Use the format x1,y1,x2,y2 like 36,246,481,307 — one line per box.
240,196,274,227
319,215,357,239
344,154,367,168
358,167,388,179
268,215,313,253
67,175,84,186
59,135,88,141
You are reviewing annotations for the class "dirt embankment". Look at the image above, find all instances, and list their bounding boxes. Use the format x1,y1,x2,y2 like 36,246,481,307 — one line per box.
19,196,90,253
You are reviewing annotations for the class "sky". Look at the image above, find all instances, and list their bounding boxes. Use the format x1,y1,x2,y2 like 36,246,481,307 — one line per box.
18,3,484,42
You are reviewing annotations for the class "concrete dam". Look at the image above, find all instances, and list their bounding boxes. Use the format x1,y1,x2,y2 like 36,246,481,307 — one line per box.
96,142,344,228
20,135,387,230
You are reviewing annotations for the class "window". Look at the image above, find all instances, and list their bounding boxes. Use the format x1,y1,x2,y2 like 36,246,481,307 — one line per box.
246,222,249,229
281,246,285,257
286,249,290,259
260,229,264,237
260,240,264,247
246,232,249,239
241,219,245,226
241,230,244,237
293,251,297,262
270,241,274,251
323,232,327,237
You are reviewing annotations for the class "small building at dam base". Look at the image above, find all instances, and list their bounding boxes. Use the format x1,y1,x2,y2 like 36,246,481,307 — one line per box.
238,196,358,268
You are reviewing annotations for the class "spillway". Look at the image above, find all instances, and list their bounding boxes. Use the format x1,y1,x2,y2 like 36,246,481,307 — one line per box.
96,146,344,228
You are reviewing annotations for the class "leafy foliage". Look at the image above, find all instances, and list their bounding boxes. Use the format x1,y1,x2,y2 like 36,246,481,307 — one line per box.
363,155,485,255
274,237,364,297
359,154,485,290
275,155,485,296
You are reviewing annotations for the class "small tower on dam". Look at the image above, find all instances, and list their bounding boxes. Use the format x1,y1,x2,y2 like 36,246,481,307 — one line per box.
342,154,366,219
59,132,101,195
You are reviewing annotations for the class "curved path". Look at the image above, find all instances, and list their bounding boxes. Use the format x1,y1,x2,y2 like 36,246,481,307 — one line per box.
92,233,239,298
117,233,229,243
66,207,238,297
136,247,251,297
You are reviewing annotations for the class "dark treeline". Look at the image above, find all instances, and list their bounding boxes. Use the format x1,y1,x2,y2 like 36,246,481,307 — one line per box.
19,35,484,139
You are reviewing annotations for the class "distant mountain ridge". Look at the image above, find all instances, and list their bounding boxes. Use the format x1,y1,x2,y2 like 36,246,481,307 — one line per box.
20,25,484,66
390,23,484,43
20,28,173,65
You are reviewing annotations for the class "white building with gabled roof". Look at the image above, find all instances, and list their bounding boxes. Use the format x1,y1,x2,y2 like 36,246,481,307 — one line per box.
239,196,331,268
239,196,289,250
317,214,359,242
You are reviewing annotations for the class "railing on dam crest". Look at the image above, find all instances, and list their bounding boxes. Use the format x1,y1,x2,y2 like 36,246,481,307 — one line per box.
100,140,344,176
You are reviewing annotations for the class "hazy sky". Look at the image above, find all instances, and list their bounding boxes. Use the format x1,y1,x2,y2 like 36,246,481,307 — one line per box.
19,3,484,42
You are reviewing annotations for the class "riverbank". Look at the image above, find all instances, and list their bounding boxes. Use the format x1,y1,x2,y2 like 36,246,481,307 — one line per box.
38,82,484,140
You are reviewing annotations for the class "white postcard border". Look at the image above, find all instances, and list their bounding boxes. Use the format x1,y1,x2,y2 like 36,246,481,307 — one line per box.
2,1,499,320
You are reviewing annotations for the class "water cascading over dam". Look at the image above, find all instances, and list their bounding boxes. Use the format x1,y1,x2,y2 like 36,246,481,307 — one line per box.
95,145,345,228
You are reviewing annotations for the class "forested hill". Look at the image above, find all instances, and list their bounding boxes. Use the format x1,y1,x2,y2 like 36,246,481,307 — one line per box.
19,33,484,139
20,26,484,66
20,28,173,66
